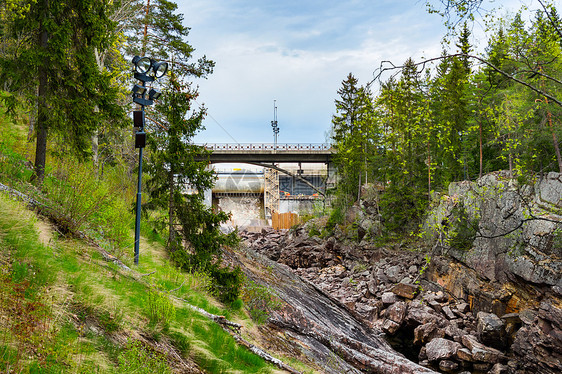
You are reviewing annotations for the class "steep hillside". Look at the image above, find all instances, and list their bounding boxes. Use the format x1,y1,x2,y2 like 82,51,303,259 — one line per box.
0,191,312,373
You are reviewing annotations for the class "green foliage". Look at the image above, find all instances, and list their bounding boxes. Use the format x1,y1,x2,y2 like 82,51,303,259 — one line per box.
332,3,562,239
380,182,427,234
241,280,283,324
0,0,126,182
146,289,176,327
210,266,244,305
43,158,131,249
331,73,380,204
326,205,345,232
145,71,243,304
118,340,171,374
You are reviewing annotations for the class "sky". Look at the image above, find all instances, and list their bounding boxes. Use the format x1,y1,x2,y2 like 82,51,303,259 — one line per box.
176,0,538,145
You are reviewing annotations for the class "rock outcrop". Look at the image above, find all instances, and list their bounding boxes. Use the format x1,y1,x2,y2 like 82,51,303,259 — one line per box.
227,246,436,374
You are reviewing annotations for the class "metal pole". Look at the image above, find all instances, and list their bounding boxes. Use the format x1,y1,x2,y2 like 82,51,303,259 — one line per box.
134,144,143,265
134,92,145,265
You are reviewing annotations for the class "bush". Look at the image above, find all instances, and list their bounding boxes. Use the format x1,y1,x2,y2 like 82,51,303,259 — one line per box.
210,266,244,305
118,340,170,374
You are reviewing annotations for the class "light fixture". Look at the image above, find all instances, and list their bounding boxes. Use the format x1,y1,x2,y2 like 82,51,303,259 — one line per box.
152,61,168,78
132,56,151,74
132,84,146,96
131,55,166,266
148,88,161,100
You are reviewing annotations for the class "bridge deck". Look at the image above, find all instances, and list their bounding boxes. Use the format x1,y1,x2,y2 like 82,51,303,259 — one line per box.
200,143,334,164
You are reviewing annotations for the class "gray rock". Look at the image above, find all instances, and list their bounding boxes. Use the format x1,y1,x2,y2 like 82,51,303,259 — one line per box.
488,363,509,374
386,301,407,325
425,338,461,362
385,265,402,283
442,305,456,320
477,312,506,349
414,323,445,345
381,291,398,306
456,302,470,313
461,335,505,364
438,359,458,372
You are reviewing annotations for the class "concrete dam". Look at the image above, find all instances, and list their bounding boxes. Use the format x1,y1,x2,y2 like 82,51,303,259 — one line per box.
207,165,328,229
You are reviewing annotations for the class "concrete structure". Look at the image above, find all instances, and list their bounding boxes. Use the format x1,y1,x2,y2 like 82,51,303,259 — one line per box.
196,144,335,229
200,143,334,164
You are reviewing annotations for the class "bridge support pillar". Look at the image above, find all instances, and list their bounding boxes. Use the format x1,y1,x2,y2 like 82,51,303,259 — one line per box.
326,162,337,190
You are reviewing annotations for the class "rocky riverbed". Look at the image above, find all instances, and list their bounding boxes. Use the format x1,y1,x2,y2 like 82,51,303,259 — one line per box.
239,221,561,374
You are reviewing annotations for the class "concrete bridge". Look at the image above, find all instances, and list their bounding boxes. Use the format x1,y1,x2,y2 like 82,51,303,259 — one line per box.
200,143,334,164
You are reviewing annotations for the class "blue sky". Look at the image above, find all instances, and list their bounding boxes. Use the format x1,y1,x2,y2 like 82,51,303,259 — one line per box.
177,0,535,145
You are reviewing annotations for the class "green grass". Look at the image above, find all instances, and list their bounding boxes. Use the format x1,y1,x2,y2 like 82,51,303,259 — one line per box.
0,191,281,373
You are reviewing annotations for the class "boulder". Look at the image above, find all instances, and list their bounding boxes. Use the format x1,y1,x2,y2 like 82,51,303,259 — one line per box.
391,282,418,299
477,312,506,349
381,292,398,306
512,301,562,374
425,338,461,362
414,323,445,345
488,363,509,374
438,359,458,372
442,305,456,320
386,301,407,324
385,265,402,283
461,335,505,364
456,348,473,362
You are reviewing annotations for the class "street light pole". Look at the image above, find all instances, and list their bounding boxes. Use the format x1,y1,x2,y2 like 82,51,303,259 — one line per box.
134,93,145,265
131,56,167,265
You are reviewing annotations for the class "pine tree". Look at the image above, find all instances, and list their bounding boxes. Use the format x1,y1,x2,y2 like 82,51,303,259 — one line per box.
331,73,377,204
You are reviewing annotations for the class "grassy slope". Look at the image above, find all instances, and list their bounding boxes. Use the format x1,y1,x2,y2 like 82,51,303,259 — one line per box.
0,109,308,373
0,192,280,373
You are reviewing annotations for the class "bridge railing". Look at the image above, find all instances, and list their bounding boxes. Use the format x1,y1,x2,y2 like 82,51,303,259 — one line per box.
201,143,332,151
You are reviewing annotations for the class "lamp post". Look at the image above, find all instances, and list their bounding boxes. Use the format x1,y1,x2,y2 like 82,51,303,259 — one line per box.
131,56,168,265
271,100,279,151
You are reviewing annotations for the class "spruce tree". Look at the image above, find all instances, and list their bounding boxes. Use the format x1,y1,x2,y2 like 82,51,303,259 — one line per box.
137,0,241,302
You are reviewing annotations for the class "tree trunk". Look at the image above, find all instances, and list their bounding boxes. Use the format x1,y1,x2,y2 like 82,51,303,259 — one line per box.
168,170,176,248
479,119,483,179
545,98,562,173
33,7,49,184
427,139,431,201
92,130,99,172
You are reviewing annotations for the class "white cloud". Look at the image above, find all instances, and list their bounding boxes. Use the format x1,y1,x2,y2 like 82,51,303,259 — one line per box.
178,0,540,144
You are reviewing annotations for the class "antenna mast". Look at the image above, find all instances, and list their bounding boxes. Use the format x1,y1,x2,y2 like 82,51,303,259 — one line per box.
271,100,279,151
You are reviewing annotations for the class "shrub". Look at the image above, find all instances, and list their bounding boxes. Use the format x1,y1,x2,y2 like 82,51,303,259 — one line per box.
118,340,170,374
146,290,176,327
210,266,244,305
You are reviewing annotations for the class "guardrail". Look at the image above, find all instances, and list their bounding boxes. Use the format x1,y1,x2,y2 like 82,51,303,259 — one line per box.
201,143,332,151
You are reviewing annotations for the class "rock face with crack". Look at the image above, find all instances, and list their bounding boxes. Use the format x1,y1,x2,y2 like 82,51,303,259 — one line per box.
230,247,436,374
